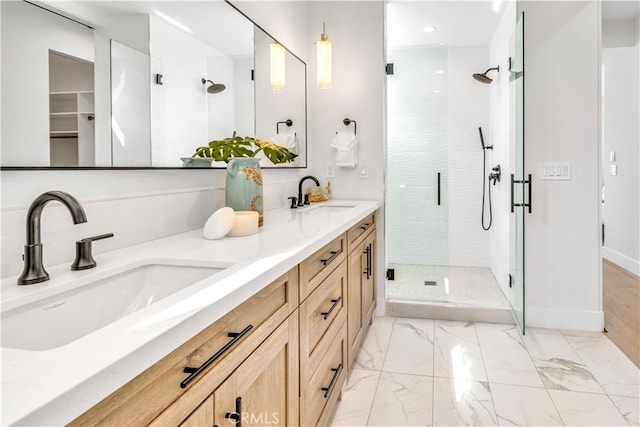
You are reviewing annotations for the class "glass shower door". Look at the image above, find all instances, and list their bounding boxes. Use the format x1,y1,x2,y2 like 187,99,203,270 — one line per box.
386,46,450,303
509,12,526,333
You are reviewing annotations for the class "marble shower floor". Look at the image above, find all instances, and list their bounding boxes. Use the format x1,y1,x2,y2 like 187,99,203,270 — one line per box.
386,264,510,309
331,317,640,427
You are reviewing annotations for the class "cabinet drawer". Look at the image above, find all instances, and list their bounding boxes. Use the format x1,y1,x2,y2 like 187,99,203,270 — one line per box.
299,233,346,302
301,321,347,427
299,261,347,373
347,213,375,253
70,268,298,427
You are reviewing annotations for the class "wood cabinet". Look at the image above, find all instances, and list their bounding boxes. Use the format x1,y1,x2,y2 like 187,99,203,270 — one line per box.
214,315,298,427
347,216,376,369
178,395,213,427
299,234,346,302
69,210,377,427
71,268,297,427
299,262,348,426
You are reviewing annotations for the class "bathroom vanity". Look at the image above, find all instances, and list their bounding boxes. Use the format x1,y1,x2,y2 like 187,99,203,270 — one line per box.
0,200,379,426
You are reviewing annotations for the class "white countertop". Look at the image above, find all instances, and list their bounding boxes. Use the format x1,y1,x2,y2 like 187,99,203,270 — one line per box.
0,200,380,426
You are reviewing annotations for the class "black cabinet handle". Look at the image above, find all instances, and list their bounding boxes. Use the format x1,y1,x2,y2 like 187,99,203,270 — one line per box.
225,397,242,427
360,223,370,231
321,364,343,398
181,325,253,389
437,172,441,206
367,243,372,278
363,246,370,278
363,244,372,279
320,250,340,266
321,296,342,320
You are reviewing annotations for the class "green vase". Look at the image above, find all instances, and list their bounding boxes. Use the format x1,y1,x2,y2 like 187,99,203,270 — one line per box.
225,157,264,226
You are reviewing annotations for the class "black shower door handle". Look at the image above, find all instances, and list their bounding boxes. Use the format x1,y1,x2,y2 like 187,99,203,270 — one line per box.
437,172,441,206
511,173,532,214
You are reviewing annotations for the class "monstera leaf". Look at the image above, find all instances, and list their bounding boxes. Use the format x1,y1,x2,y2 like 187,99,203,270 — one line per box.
193,136,297,165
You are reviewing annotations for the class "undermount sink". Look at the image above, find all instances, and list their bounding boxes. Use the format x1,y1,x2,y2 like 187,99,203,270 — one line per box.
1,261,230,351
303,204,356,214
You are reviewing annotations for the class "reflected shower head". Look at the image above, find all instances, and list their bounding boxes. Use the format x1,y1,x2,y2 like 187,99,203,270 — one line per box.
473,66,500,84
201,78,226,93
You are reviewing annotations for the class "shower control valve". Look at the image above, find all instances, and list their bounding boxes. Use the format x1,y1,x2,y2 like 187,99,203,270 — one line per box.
489,165,501,185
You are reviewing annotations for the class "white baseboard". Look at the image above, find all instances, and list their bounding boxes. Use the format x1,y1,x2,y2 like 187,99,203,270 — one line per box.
526,307,603,331
602,247,640,276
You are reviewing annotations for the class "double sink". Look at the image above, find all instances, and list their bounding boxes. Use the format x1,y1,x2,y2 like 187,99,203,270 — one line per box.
1,203,357,352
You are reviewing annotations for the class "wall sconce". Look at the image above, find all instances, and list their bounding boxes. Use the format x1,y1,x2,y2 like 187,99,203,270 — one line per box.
270,42,286,92
317,22,332,89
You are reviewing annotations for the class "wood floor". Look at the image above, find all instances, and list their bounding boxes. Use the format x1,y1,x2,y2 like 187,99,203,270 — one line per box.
603,258,640,368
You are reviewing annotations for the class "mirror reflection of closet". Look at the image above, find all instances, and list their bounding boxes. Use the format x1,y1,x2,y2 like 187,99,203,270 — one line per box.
48,51,95,167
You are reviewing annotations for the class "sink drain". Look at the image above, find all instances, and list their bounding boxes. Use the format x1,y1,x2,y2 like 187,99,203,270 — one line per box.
424,280,437,286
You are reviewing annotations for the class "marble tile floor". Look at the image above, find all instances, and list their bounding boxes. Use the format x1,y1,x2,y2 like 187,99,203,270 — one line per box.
386,264,510,310
331,317,640,427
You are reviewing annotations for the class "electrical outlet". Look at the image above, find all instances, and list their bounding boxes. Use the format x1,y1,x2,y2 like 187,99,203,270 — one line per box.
359,163,368,179
326,162,335,178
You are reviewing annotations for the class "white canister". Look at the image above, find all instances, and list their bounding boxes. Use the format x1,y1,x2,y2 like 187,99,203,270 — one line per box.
228,211,259,237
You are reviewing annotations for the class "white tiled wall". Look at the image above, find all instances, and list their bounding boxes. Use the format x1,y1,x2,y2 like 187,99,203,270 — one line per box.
386,46,490,268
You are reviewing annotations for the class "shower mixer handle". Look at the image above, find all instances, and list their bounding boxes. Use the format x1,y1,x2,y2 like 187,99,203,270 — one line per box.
489,165,501,185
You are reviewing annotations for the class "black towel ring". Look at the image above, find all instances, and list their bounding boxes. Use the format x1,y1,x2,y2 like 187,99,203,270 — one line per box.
276,119,293,134
342,118,357,134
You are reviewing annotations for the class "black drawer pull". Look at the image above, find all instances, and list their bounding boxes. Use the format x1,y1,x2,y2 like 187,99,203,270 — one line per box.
320,250,340,266
360,223,371,231
321,296,342,320
181,325,253,389
322,364,343,398
225,397,242,427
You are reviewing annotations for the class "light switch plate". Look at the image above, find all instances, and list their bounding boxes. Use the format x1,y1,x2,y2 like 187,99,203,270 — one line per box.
539,162,571,180
326,162,335,178
359,163,368,179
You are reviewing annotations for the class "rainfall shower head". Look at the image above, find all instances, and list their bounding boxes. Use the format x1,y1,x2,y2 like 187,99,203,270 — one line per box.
473,66,500,84
201,78,226,93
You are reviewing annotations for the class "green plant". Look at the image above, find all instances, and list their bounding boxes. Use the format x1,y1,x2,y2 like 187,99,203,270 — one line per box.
193,136,297,164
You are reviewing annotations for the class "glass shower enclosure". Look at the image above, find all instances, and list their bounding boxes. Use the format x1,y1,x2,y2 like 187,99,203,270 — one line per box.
385,46,450,303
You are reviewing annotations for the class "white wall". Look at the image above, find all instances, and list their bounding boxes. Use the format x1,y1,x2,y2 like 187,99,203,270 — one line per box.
601,18,640,275
489,1,516,302
447,47,491,267
306,1,385,302
518,1,602,330
1,1,94,166
1,2,312,280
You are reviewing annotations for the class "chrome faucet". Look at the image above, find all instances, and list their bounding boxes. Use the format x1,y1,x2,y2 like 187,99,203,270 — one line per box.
298,175,320,207
17,191,87,285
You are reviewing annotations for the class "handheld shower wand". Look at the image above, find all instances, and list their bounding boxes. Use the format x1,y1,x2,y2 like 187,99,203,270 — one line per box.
479,127,499,231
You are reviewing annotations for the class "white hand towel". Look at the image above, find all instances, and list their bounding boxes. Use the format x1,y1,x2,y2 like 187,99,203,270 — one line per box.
330,132,358,168
271,133,298,154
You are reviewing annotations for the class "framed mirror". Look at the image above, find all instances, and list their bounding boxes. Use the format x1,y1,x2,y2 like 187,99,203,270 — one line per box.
0,0,307,169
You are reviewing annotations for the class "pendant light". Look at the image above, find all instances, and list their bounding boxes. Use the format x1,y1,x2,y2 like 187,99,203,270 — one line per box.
317,22,332,89
270,42,286,92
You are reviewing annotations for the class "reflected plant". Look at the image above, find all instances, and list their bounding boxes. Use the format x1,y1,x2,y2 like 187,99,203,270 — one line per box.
193,135,297,165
